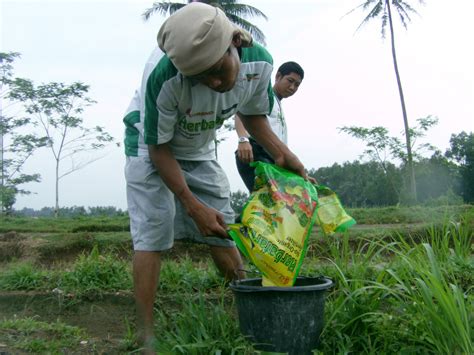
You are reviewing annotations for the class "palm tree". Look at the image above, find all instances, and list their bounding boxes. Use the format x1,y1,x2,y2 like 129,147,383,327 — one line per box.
143,0,268,45
347,0,424,202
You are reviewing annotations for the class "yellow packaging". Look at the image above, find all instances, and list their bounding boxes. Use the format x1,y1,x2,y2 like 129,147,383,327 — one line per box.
314,185,356,235
228,162,318,287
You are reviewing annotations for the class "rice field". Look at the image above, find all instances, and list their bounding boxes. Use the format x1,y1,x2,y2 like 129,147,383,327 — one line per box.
0,205,472,353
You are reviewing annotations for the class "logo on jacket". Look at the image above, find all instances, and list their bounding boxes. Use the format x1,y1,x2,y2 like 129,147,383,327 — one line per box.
245,73,260,81
185,108,214,117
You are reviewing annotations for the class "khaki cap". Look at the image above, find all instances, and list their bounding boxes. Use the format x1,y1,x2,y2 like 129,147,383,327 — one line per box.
157,2,252,76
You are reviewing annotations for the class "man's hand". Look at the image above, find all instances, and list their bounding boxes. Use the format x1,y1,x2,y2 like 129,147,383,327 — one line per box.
237,141,254,164
148,143,229,239
274,150,308,180
187,200,229,239
275,154,318,184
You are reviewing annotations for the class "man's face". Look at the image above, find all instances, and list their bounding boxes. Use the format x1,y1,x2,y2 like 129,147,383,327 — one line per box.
190,45,241,93
274,72,303,99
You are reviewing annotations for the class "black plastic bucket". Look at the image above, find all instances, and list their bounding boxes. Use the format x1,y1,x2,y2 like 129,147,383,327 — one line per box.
230,276,333,355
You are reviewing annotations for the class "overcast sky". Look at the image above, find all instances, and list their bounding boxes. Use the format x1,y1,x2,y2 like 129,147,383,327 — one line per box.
2,0,473,210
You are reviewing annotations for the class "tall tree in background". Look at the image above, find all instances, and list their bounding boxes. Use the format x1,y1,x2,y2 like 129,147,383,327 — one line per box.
338,126,403,199
414,152,461,204
143,0,268,45
446,132,474,203
0,52,48,214
8,80,115,217
340,115,438,203
309,161,402,207
347,0,425,202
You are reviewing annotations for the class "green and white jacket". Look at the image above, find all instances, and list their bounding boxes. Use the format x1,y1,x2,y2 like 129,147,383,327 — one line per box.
266,94,287,145
123,44,274,160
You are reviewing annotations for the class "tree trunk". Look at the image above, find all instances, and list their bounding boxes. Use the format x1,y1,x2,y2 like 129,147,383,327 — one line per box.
55,159,59,217
386,0,417,202
0,81,4,214
0,127,4,215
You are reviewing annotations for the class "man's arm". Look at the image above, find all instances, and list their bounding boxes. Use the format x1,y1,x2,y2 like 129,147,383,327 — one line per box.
234,113,254,164
238,113,307,179
148,144,228,238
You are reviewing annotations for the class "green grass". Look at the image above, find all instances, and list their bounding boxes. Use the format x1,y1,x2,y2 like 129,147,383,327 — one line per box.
0,246,132,298
303,223,474,354
0,317,90,353
34,232,131,261
0,263,50,290
1,205,472,234
347,204,473,224
0,212,473,354
0,215,130,233
58,245,132,298
153,291,253,354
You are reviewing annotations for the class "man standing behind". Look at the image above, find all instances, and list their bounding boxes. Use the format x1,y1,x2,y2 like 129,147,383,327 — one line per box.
235,61,304,191
123,3,308,351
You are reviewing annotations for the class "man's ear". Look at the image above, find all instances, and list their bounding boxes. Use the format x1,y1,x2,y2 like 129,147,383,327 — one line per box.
232,31,242,48
275,72,282,82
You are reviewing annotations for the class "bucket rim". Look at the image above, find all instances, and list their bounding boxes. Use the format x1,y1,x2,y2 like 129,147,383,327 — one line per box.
230,276,333,292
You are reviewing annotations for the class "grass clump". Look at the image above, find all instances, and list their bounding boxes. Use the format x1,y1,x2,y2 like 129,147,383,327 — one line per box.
159,257,224,294
153,291,254,354
314,223,473,354
0,263,50,291
403,245,472,353
35,232,131,262
59,245,132,298
0,317,89,353
0,246,132,298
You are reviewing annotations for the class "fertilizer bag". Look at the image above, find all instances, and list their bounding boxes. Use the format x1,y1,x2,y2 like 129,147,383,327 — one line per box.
314,185,356,235
228,162,319,287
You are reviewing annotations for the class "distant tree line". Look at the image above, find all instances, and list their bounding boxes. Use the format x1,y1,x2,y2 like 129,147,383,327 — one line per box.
11,129,472,217
16,206,127,217
311,134,472,208
230,130,472,214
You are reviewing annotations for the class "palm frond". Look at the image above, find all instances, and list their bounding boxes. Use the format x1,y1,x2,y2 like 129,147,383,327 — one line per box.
349,0,423,37
354,1,384,34
220,3,268,21
393,4,410,28
398,0,423,15
361,0,379,11
381,13,388,38
392,1,419,29
227,14,266,45
142,1,186,21
341,0,375,20
142,0,268,45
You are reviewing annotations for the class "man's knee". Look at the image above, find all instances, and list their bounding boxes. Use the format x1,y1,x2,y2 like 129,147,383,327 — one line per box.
210,246,244,280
